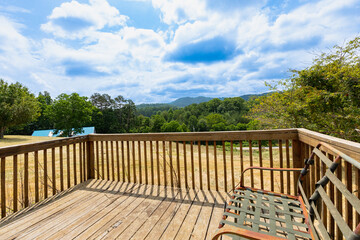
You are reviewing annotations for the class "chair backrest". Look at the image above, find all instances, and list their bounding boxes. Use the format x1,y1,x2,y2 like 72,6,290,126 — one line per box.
298,142,360,240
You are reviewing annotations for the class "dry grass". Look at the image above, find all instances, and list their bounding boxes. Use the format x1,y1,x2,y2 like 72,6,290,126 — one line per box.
0,135,60,148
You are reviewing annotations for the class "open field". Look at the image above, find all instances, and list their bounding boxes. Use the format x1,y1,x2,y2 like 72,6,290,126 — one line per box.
0,135,62,148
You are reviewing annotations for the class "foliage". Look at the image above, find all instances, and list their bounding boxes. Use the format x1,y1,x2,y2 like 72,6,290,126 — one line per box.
250,37,360,141
0,79,40,138
47,93,94,137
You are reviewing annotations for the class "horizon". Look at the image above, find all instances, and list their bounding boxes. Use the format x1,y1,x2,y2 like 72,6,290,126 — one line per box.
1,0,360,104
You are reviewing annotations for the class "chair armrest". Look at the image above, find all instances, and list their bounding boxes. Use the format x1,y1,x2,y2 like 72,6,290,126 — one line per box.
239,166,303,187
212,225,285,240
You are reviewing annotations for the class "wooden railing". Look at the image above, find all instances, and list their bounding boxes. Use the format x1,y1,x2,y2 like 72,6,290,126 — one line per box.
0,128,359,239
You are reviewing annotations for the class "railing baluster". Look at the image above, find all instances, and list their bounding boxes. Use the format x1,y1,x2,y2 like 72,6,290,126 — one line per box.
24,153,29,207
230,141,234,192
183,141,188,188
138,141,142,184
156,141,160,186
13,155,18,212
285,140,290,195
121,141,125,182
335,162,342,240
198,141,202,190
127,141,131,182
106,141,110,181
345,162,353,230
328,153,335,238
67,145,70,188
132,141,136,183
59,146,64,191
52,148,56,195
214,141,218,191
44,149,48,198
190,141,194,189
239,141,244,174
163,141,167,186
101,141,105,179
176,142,181,188
35,151,39,202
116,141,120,182
79,143,83,182
73,144,77,185
95,141,99,179
144,141,148,185
1,157,5,218
169,141,173,187
249,140,253,188
269,140,274,192
279,140,284,193
222,141,227,192
259,141,263,190
206,141,210,190
111,141,115,181
150,141,154,185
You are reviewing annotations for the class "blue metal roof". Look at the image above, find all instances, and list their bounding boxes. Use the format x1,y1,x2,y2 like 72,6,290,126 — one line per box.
32,127,95,137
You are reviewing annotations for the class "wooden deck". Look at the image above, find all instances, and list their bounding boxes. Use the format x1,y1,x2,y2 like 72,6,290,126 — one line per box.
0,179,230,240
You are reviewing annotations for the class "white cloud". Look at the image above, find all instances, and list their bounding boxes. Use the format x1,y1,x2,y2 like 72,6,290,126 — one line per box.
41,0,128,39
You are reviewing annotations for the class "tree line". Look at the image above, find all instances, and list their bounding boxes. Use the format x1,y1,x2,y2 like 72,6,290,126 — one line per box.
1,37,359,141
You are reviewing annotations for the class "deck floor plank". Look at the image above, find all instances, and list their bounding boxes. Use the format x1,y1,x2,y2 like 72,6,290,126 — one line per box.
0,180,227,240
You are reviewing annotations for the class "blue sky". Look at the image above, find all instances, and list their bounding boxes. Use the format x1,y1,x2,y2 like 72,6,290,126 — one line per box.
0,0,359,103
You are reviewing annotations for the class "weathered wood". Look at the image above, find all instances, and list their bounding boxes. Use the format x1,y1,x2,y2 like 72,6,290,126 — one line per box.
87,141,95,179
138,141,142,184
230,141,234,191
297,128,360,159
292,139,302,194
87,129,298,143
116,141,120,182
183,142,188,188
169,141,173,187
111,141,115,181
67,145,70,188
95,141,99,179
156,141,160,186
121,141,125,182
249,140,253,188
59,146,64,191
190,141,194,189
79,143,83,182
44,149,48,198
150,141,154,185
132,141,136,183
279,140,284,193
106,141,110,181
0,157,5,218
0,136,88,159
101,141,105,179
73,144,77,185
34,151,39,202
258,141,263,190
222,141,227,192
127,141,131,182
345,162,353,230
285,140,290,195
176,142,181,188
269,140,274,192
144,141,148,184
163,141,167,186
52,148,56,195
198,141,202,190
24,153,29,207
214,141,218,191
13,155,18,212
335,162,343,240
206,141,210,190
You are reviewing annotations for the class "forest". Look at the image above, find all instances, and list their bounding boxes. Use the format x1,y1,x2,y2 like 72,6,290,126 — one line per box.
1,37,360,141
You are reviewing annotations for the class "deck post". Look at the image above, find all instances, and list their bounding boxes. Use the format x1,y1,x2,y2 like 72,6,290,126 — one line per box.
87,139,95,179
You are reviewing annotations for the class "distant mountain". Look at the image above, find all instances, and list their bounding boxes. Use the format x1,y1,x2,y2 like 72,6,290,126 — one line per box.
169,96,214,107
136,92,272,109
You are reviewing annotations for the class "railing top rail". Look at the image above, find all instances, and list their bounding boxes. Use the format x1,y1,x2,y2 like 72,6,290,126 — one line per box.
0,135,88,158
298,128,360,160
88,129,299,142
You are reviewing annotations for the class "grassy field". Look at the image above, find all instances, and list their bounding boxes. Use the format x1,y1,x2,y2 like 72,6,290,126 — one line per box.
0,135,61,148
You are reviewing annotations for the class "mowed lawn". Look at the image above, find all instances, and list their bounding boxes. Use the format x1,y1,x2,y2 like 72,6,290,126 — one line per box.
0,135,62,148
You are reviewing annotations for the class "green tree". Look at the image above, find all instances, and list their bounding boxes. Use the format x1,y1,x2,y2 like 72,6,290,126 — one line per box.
205,113,227,130
250,37,360,140
48,93,94,137
161,120,182,132
0,79,40,138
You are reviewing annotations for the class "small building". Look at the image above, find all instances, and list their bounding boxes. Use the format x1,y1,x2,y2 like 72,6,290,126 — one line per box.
32,127,95,137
